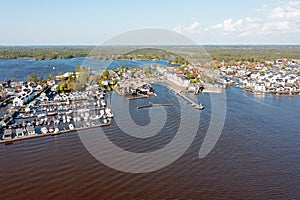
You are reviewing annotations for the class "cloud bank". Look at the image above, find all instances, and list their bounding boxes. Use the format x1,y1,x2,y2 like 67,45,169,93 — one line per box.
173,1,300,44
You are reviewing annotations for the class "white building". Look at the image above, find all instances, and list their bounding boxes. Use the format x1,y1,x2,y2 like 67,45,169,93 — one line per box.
254,82,266,92
12,85,34,107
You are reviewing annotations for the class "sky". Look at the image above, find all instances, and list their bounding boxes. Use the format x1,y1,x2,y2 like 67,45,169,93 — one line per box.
0,0,299,45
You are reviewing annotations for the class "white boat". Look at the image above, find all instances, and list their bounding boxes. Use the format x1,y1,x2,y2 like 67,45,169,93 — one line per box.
41,127,48,134
105,108,114,118
67,115,72,122
38,113,46,118
54,128,60,134
69,124,75,130
49,126,54,133
100,100,106,107
66,110,73,114
63,115,66,123
47,112,56,116
106,112,114,118
99,110,105,118
90,115,100,120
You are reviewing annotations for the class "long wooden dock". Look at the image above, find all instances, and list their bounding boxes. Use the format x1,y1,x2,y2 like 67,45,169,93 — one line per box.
175,91,205,110
137,102,173,109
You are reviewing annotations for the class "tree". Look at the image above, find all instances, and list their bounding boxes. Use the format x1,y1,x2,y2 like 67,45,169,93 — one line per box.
73,72,89,91
47,74,53,80
56,83,68,93
102,70,109,79
39,75,44,83
99,80,103,89
76,65,89,73
27,73,37,82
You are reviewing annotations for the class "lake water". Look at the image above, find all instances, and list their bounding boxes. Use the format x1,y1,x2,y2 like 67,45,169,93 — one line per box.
0,59,300,199
0,57,175,82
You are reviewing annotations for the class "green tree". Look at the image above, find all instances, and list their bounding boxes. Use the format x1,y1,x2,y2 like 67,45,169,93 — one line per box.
102,70,109,79
27,73,37,82
74,72,89,91
39,75,44,83
47,74,53,80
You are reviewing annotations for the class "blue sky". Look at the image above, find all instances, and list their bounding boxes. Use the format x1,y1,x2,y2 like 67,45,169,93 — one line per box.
1,0,299,45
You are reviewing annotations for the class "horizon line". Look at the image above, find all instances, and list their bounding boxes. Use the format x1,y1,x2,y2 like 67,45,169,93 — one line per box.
1,44,300,46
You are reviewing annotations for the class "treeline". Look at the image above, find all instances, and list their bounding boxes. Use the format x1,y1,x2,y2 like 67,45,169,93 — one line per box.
0,46,92,60
205,45,300,63
118,48,175,60
1,45,300,63
118,48,189,65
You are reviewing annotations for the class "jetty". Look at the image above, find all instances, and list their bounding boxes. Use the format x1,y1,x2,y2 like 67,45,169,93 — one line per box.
127,95,149,100
137,102,173,109
175,90,205,110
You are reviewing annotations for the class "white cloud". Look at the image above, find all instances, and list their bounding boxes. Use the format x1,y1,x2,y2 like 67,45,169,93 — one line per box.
271,1,300,19
172,25,183,34
173,1,300,43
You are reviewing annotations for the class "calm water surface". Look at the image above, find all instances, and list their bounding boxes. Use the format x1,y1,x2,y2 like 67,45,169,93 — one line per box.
0,57,175,81
0,84,299,199
0,59,299,199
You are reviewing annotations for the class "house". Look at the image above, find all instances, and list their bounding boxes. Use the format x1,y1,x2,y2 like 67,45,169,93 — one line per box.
3,129,12,140
12,85,34,107
101,80,109,86
0,115,13,127
39,93,49,101
26,125,36,135
275,85,285,92
187,84,197,92
15,128,25,138
35,84,43,91
254,82,266,92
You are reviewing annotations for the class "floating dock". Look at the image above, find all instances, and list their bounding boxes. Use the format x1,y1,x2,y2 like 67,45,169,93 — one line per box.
137,102,173,109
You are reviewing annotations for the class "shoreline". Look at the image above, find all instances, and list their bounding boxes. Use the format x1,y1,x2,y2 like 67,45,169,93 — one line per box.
0,122,110,145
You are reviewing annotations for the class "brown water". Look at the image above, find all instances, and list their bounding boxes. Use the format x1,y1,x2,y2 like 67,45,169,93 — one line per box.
1,85,300,199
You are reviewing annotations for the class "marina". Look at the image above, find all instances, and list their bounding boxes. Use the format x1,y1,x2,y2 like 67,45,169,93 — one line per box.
0,89,114,144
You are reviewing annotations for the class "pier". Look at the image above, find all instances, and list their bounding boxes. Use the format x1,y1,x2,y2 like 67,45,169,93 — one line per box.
137,102,173,109
127,95,149,100
175,90,205,110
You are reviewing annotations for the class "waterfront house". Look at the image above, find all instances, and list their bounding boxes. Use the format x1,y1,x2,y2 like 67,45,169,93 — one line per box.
101,80,109,86
35,84,43,91
187,83,197,92
275,85,285,92
253,82,266,92
26,125,35,135
12,85,34,107
3,129,12,140
15,128,25,138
